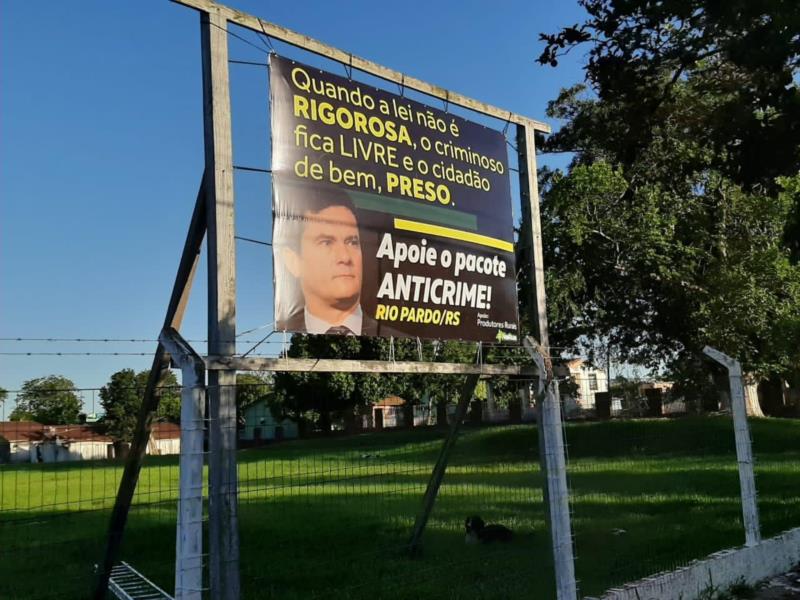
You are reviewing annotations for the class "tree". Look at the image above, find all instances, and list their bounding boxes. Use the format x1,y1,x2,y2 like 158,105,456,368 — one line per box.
236,373,273,412
9,375,82,424
134,369,181,423
100,368,181,443
273,335,394,432
537,0,800,410
100,369,140,442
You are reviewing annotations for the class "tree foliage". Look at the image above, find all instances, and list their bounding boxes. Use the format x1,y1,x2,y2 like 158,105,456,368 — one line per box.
100,368,180,442
9,375,82,424
236,373,274,412
271,335,496,431
538,0,800,386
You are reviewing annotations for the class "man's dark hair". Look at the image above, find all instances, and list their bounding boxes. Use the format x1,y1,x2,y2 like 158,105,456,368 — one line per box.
274,181,358,250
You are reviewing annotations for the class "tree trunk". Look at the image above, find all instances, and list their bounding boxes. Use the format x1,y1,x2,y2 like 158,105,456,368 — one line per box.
743,374,765,417
319,410,332,433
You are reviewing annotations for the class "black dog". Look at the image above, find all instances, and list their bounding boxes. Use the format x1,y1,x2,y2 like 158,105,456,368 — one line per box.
465,516,513,544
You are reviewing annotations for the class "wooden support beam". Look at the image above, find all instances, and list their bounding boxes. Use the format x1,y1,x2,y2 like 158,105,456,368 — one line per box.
517,125,549,349
408,374,480,554
94,177,207,600
205,356,537,375
201,7,240,599
170,0,550,134
518,123,577,599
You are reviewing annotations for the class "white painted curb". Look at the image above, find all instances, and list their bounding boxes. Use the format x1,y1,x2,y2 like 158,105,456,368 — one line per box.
585,526,800,600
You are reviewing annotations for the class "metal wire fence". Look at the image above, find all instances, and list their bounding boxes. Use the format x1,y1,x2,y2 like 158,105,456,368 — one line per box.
1,376,799,599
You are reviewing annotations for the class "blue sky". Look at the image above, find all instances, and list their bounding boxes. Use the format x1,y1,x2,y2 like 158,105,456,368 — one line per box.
0,0,587,414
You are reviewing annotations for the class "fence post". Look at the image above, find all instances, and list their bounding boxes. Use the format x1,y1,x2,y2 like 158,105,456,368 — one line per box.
160,328,206,600
525,337,577,599
703,346,762,547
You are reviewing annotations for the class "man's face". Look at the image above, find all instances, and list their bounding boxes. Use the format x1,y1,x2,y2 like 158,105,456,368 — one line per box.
286,205,363,311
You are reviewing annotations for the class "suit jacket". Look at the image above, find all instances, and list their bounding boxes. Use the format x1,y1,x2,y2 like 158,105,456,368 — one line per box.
277,307,380,336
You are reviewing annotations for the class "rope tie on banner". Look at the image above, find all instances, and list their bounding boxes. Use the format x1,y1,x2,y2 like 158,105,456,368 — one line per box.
389,336,396,363
443,90,450,114
344,53,354,80
282,330,288,363
397,74,405,98
502,110,513,136
476,341,483,367
257,19,276,53
416,337,423,362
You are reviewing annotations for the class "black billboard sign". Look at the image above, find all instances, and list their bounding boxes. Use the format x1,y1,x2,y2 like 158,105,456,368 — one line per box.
269,54,519,342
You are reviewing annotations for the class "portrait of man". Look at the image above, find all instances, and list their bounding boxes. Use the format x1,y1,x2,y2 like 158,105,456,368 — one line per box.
274,184,378,336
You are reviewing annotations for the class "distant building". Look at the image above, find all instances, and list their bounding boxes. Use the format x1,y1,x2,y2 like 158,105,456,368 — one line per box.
239,401,297,442
638,381,674,396
0,421,45,463
0,421,182,463
147,422,181,455
0,422,114,463
562,359,609,413
371,396,431,429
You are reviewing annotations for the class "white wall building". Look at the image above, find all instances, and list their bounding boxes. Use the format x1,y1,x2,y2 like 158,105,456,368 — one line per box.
563,359,609,413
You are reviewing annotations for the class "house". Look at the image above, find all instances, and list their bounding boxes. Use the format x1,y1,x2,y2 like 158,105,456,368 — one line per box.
0,421,44,463
371,396,430,429
0,421,182,462
43,425,115,461
147,422,181,455
1,422,115,462
562,359,609,413
239,401,297,442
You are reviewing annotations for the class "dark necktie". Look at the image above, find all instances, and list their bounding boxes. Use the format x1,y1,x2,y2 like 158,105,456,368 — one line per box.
326,325,354,336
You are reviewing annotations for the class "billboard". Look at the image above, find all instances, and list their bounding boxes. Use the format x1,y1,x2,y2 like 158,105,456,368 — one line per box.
269,54,519,342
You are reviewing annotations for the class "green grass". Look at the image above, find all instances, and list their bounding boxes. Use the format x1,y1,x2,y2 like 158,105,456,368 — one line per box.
1,417,799,599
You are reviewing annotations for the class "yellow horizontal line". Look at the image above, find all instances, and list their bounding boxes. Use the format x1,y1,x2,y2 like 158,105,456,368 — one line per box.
393,218,514,253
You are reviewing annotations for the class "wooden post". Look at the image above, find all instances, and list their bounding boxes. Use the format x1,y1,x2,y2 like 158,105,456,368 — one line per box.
703,346,762,547
201,7,240,599
408,374,480,554
160,328,206,600
94,178,207,600
518,123,577,600
199,8,240,599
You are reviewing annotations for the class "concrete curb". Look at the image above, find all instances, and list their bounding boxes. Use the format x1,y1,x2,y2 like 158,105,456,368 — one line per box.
585,527,800,600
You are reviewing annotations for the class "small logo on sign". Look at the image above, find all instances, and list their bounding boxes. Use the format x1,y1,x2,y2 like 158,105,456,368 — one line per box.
496,330,518,342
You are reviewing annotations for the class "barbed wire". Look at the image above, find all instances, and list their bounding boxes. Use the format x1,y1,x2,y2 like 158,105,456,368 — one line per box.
0,337,578,350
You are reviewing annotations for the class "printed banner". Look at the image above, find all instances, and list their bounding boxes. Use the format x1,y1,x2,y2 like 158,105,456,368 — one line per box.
269,54,519,342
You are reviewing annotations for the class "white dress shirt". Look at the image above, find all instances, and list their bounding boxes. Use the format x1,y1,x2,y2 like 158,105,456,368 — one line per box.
304,305,363,335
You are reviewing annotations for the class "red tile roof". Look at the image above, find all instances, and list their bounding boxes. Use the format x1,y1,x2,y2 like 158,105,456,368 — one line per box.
0,422,113,443
375,396,406,407
150,422,180,440
0,421,45,443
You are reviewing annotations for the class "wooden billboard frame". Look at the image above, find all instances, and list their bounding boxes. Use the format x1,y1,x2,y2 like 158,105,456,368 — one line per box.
95,2,575,599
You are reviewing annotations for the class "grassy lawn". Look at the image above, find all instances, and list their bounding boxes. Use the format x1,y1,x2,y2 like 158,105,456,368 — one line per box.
1,417,798,598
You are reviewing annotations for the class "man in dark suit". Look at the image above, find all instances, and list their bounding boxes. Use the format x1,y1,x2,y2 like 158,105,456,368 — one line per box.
275,185,377,336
